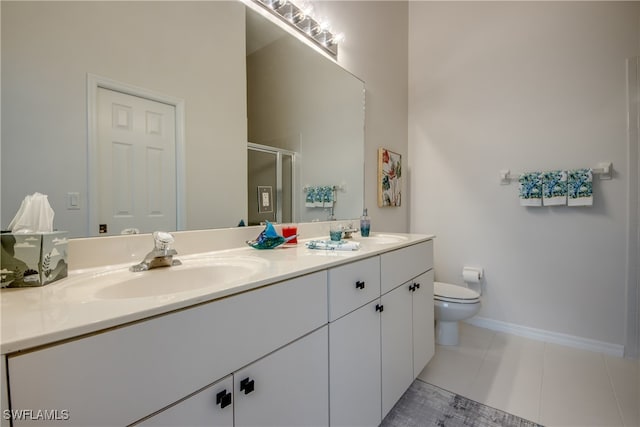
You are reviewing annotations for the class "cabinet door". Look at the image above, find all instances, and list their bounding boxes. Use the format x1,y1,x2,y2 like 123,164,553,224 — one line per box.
380,240,433,294
412,270,435,379
381,283,414,418
328,256,380,321
135,376,233,427
329,300,382,427
234,326,329,427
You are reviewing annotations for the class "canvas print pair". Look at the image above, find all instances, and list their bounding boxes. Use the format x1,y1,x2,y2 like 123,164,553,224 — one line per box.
519,169,592,207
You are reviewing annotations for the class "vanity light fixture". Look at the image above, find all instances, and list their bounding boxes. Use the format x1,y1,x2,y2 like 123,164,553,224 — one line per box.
253,0,343,57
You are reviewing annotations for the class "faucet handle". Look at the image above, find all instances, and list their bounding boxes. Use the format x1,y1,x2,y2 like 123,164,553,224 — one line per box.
153,231,175,250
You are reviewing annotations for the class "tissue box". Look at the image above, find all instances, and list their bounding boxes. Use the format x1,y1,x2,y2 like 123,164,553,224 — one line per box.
1,231,69,287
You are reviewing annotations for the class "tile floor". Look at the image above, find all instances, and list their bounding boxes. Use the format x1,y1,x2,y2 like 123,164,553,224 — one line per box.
418,323,640,427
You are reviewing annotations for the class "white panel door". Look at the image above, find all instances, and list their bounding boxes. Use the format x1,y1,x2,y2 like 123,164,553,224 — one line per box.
97,87,176,235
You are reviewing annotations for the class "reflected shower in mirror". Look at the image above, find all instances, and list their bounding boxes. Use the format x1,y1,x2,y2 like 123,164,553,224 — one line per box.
1,1,364,238
246,6,364,225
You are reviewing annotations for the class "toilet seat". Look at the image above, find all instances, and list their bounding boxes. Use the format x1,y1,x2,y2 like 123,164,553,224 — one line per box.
434,281,480,304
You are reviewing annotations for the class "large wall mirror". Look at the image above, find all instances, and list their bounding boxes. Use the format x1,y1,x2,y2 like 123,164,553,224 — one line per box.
1,1,364,238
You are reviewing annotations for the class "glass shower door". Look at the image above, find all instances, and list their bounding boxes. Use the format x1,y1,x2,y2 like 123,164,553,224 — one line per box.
247,145,295,226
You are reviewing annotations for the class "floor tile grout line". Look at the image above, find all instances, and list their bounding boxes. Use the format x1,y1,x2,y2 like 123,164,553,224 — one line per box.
468,329,497,397
603,355,627,426
538,341,546,425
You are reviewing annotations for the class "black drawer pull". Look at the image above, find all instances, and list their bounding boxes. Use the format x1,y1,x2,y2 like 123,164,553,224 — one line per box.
409,284,415,292
355,280,365,290
240,377,255,395
216,390,232,408
375,304,384,312
414,282,421,290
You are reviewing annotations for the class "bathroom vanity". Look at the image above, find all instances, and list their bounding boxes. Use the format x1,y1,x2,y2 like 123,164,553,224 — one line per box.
0,229,434,426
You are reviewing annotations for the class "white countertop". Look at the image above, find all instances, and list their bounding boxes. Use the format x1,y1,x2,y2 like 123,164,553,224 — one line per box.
1,233,433,354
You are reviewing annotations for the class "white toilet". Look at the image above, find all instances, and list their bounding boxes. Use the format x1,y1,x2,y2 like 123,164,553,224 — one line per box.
434,281,481,346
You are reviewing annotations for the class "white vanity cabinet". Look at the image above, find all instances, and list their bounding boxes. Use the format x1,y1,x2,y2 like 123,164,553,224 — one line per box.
328,240,434,426
3,235,435,427
380,242,435,418
7,271,327,426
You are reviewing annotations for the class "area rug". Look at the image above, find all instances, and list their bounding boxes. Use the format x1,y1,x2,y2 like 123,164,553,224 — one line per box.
381,380,543,427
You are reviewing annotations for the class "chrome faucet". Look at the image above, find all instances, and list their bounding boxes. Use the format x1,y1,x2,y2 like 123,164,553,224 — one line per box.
130,231,182,272
342,223,359,239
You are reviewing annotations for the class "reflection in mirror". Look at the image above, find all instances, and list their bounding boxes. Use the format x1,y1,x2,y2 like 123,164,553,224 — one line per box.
247,143,295,225
1,1,364,238
246,7,364,225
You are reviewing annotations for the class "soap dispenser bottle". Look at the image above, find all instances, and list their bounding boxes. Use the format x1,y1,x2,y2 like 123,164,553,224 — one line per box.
360,208,370,237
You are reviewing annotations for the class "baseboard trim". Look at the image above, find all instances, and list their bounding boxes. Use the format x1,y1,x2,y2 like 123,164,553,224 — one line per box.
465,317,625,357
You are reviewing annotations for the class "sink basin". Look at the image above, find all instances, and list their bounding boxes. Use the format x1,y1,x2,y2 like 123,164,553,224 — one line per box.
357,234,409,244
94,256,269,299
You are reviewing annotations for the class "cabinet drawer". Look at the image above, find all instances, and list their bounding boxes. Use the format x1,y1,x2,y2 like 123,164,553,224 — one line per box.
328,256,380,321
8,271,327,426
380,240,433,294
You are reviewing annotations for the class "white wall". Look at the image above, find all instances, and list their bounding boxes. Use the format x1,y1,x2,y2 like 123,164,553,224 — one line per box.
1,2,247,236
409,2,640,351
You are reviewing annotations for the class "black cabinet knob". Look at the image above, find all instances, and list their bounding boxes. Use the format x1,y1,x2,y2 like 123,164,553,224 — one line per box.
415,282,421,289
409,284,415,292
355,280,365,290
240,377,255,395
375,304,384,312
216,390,232,409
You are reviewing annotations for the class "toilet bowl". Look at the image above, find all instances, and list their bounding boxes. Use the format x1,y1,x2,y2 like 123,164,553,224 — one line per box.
434,281,481,346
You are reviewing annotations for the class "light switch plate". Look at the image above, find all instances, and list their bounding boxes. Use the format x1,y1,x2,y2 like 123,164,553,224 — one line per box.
67,192,80,210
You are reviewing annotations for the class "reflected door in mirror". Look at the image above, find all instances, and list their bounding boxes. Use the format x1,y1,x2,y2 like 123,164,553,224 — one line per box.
97,88,177,235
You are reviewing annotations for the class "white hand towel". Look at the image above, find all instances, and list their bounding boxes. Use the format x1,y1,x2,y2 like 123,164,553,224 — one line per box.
518,172,543,207
305,240,360,251
567,168,593,206
542,170,568,206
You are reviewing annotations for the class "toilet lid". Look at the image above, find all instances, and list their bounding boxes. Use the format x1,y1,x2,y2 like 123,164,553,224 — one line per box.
434,281,480,304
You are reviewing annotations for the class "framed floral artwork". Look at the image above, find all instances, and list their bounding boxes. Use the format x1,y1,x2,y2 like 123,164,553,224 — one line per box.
378,148,402,207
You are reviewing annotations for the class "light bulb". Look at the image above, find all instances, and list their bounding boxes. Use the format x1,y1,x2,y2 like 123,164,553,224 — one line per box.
319,19,331,32
331,32,345,44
